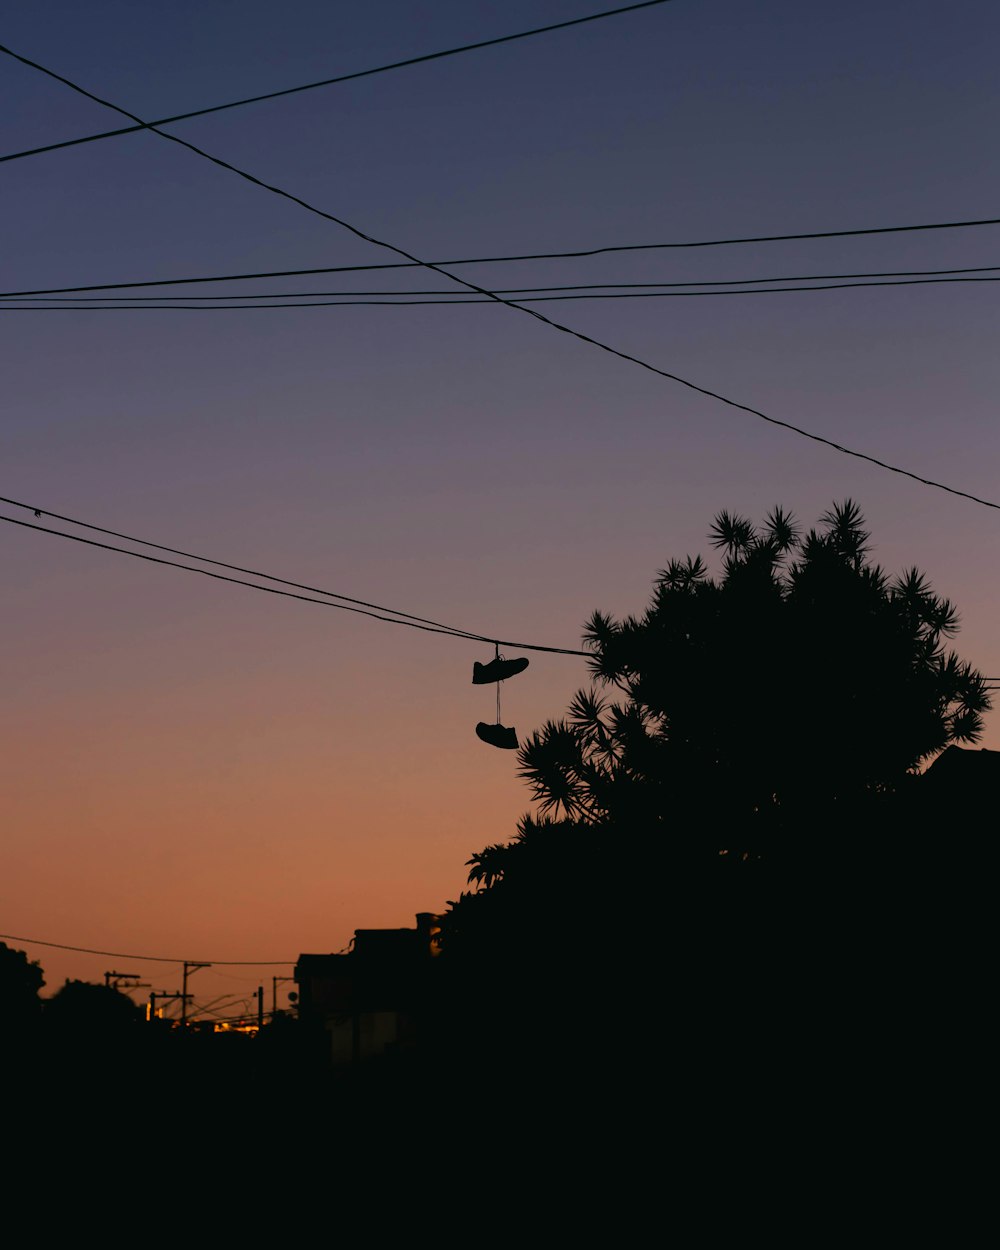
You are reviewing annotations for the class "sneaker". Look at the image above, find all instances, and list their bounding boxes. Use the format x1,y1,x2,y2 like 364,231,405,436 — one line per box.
472,655,530,685
476,722,519,750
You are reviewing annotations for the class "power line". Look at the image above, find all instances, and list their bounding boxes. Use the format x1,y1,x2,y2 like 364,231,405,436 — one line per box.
0,503,590,657
0,1,676,164
4,264,999,301
4,274,1000,310
3,497,997,665
0,932,294,964
7,51,1000,512
4,229,1000,300
208,1009,281,1025
190,1002,256,1024
0,491,481,634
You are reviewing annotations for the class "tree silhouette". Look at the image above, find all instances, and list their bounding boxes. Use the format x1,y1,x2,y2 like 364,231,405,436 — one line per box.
443,501,990,951
0,941,45,1027
520,501,987,862
45,979,143,1033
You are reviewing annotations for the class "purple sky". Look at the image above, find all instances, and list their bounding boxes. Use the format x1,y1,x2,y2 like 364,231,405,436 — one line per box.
2,0,998,1008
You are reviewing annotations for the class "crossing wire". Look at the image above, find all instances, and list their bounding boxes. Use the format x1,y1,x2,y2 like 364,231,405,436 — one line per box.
4,47,999,511
0,1,676,164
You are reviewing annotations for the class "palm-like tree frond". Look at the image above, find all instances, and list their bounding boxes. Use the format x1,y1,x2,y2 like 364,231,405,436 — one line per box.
820,499,870,562
466,843,514,889
763,506,800,553
709,510,756,555
657,554,708,591
568,687,615,756
517,720,589,818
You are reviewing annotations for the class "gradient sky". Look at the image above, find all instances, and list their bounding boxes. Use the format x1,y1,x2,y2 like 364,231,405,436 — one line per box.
3,0,998,1009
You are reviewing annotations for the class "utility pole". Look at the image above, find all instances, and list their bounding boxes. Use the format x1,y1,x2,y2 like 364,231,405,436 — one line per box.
104,969,139,988
148,989,186,1023
105,969,150,995
181,961,212,1026
272,975,295,1016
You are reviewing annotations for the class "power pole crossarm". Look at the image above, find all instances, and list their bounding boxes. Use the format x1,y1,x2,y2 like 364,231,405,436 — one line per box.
181,961,212,1027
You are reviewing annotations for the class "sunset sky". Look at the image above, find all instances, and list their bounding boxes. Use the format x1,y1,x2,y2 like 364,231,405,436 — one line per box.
3,0,998,1010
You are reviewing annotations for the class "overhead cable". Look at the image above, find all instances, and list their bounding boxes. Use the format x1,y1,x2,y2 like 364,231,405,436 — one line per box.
7,51,1000,512
0,1,675,164
4,274,1000,310
0,932,294,965
0,493,476,633
6,498,995,665
4,231,1000,300
3,264,999,302
0,504,589,657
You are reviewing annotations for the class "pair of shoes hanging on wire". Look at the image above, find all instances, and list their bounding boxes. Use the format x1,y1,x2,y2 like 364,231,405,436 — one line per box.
473,645,529,749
